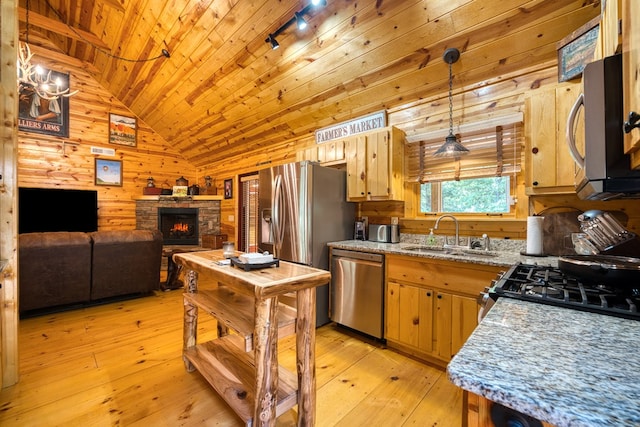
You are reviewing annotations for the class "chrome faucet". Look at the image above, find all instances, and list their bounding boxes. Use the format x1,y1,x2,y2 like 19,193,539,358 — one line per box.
434,214,467,249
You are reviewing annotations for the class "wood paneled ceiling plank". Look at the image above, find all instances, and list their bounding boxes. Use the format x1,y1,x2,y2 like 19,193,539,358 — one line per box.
18,7,110,49
177,6,594,166
161,0,584,158
155,0,559,146
149,0,426,138
134,0,299,121
120,0,226,116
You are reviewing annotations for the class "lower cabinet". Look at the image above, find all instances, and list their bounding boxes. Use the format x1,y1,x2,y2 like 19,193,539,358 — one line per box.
385,255,501,366
465,392,556,427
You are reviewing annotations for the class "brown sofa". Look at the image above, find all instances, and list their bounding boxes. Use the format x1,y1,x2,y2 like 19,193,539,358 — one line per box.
19,230,163,315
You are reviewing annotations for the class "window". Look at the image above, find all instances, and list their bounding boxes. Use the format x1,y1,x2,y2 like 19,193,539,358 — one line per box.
420,177,511,214
407,120,523,215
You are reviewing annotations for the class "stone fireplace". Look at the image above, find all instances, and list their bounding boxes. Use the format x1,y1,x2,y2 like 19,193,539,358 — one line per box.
135,196,222,246
158,207,199,245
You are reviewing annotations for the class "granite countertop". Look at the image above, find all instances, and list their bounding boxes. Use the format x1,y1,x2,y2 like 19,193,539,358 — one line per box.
327,239,558,268
447,298,640,427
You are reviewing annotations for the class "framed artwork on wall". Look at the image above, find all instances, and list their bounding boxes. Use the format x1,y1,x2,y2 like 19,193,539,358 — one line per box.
224,179,233,199
557,16,600,82
95,159,123,187
18,68,71,138
109,113,137,146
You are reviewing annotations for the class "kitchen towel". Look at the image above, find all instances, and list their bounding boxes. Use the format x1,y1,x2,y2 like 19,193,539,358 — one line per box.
526,216,545,255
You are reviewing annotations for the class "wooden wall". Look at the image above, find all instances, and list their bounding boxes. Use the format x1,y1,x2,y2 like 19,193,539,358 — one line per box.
18,48,640,241
17,46,197,231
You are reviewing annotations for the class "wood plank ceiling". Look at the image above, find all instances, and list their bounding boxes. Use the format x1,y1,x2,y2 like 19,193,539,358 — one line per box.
18,0,600,168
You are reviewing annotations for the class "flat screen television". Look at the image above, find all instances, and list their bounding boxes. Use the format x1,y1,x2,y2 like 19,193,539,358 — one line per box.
19,187,98,234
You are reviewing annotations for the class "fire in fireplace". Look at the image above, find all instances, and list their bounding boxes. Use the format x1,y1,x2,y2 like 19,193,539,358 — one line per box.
158,208,199,245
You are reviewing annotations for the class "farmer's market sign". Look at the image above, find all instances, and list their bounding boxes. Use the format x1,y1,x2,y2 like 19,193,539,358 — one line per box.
315,110,387,144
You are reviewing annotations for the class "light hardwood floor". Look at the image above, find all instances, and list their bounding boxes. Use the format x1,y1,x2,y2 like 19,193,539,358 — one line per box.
0,283,463,426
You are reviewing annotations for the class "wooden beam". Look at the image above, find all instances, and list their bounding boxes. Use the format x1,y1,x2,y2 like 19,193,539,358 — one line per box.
18,7,110,51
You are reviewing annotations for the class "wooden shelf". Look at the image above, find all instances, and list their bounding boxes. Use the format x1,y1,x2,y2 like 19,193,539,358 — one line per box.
183,287,297,352
184,337,299,424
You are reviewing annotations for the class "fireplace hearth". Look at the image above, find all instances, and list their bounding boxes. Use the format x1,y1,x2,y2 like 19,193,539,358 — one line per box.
158,208,199,245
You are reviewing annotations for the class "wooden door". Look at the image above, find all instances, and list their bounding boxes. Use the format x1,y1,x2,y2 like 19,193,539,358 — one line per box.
622,0,640,164
434,291,453,359
346,135,367,199
451,294,480,357
366,131,390,198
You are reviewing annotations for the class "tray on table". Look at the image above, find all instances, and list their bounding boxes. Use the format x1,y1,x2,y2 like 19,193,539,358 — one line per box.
230,257,279,271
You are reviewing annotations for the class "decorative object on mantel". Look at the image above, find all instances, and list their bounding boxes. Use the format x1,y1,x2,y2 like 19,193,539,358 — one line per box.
201,175,217,195
147,177,155,187
143,176,162,195
95,159,123,187
172,186,188,197
176,176,189,186
109,113,137,147
434,47,469,157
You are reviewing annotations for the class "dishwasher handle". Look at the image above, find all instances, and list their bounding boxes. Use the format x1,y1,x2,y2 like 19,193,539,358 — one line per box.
331,248,384,263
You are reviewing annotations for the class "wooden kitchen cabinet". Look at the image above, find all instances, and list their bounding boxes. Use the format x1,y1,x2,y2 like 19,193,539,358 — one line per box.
525,82,583,195
385,255,500,367
345,126,404,201
622,0,640,166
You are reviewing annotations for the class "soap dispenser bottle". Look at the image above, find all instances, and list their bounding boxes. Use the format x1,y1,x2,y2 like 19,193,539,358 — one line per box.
427,228,437,246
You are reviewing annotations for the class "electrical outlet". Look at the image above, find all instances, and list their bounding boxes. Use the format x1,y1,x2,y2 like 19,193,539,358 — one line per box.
391,216,399,225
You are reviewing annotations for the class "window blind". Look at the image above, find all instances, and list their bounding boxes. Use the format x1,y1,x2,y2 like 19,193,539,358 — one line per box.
406,122,523,183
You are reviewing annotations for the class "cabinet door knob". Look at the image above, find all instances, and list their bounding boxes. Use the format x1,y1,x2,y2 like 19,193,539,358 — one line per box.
532,181,538,186
426,292,431,297
531,147,539,154
437,294,442,299
624,111,640,134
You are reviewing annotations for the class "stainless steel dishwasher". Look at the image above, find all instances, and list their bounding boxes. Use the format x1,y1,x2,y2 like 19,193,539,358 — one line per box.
330,248,384,339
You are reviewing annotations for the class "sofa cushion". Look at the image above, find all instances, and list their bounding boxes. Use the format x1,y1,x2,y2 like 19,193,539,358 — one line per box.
89,230,162,300
19,232,92,312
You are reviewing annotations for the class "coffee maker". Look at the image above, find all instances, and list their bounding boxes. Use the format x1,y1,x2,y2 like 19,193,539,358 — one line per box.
354,220,367,240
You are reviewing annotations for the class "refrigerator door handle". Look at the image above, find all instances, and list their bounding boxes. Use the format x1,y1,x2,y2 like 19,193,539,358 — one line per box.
272,174,284,253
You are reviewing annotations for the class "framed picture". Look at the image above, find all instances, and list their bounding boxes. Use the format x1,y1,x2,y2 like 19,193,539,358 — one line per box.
224,179,233,199
95,159,123,187
557,16,600,82
18,68,71,137
109,113,137,146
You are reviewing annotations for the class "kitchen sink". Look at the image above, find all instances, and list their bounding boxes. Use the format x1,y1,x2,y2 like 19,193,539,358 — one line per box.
401,245,498,258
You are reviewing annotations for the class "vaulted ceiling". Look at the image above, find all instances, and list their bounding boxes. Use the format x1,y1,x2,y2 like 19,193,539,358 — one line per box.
18,0,600,167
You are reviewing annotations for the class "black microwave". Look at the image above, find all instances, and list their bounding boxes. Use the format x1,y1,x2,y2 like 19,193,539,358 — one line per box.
566,54,640,200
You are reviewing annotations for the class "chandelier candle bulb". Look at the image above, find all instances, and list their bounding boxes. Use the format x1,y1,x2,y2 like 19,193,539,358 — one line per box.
526,216,545,255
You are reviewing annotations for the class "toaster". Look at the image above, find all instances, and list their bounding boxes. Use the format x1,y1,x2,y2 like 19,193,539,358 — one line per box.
368,224,399,243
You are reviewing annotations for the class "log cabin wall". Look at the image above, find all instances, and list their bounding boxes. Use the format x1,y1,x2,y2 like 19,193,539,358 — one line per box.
17,53,197,231
16,54,640,240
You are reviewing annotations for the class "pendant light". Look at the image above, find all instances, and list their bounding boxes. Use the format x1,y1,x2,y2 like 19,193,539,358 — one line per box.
434,48,469,157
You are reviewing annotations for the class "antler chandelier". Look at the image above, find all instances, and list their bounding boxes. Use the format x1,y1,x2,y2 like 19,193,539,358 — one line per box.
17,0,78,101
17,43,77,100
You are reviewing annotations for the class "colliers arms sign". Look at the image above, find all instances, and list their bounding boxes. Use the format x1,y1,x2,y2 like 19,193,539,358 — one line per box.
315,110,387,144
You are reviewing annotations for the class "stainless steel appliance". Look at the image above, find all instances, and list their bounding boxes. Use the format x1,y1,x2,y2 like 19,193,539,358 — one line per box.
483,262,640,321
330,249,384,338
566,54,640,200
368,224,399,243
258,161,355,326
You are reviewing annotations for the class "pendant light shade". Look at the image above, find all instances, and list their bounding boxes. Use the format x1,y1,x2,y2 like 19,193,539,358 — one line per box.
434,47,469,157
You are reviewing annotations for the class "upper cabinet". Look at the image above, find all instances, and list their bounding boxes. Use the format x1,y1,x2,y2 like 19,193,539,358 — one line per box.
345,126,405,202
622,0,640,165
525,82,583,195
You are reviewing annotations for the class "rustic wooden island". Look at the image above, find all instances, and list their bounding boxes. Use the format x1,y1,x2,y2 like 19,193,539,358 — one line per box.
173,250,330,426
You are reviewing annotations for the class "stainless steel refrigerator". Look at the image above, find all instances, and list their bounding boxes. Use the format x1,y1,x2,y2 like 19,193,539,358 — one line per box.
258,161,355,326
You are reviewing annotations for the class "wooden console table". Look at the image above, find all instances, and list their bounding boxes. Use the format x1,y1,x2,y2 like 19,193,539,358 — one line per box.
172,250,330,426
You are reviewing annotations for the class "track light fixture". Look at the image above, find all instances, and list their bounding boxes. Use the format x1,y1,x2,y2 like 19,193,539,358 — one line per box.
295,12,308,30
265,1,327,50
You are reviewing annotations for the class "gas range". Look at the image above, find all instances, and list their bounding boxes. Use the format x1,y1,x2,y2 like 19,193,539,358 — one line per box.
488,262,640,321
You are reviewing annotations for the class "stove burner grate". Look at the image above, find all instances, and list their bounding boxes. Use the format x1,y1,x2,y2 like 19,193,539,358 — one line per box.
491,263,640,320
